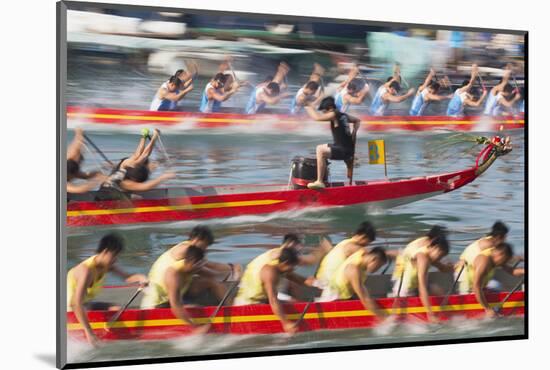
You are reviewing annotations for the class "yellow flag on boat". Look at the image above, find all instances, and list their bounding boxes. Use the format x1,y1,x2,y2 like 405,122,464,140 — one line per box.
368,140,386,165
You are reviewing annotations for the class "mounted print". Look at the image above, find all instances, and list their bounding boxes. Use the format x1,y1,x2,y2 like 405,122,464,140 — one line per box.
57,1,527,368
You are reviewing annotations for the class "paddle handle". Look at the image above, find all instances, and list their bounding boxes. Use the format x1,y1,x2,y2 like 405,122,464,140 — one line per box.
494,277,524,314
108,286,143,325
209,279,240,320
440,263,465,308
83,134,114,166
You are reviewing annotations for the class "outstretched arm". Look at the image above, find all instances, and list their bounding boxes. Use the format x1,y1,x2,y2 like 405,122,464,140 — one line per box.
70,266,98,346
383,89,415,103
339,65,360,89
458,64,478,94
472,256,493,315
166,268,196,325
272,62,290,85
419,68,436,92
304,105,335,121
67,128,85,161
416,254,435,321
261,266,296,333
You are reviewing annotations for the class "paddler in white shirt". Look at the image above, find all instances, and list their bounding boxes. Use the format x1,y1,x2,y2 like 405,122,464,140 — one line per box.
150,75,194,111
456,221,524,317
67,233,148,347
391,225,454,323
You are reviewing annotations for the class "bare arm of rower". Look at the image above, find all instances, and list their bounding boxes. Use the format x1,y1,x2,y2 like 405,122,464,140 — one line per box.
425,92,452,102
383,89,415,103
70,266,99,347
159,86,193,102
165,268,197,326
497,93,522,108
346,264,386,319
272,62,290,85
204,261,242,279
345,84,370,105
464,90,487,107
67,128,85,161
120,172,175,192
207,84,239,102
494,69,512,93
67,179,103,194
258,90,289,105
416,253,436,322
261,265,296,334
472,255,494,316
109,265,148,286
339,65,360,89
304,105,335,121
419,69,436,92
458,64,478,94
346,114,361,136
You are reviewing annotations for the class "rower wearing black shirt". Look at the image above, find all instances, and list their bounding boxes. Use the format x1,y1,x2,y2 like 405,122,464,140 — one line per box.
305,97,360,189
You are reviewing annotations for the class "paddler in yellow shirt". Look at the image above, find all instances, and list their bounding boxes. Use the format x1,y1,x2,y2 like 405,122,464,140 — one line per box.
315,221,377,286
391,226,453,323
67,233,148,347
141,226,242,309
456,222,524,317
234,244,318,334
319,247,388,319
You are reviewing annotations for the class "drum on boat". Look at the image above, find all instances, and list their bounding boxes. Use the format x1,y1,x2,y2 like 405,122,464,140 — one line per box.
290,156,329,189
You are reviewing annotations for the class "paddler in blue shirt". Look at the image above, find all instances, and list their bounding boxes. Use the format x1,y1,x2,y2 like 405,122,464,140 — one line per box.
290,63,325,114
304,96,360,190
199,58,243,113
334,65,370,113
245,61,291,114
446,64,487,116
149,75,194,111
483,69,522,116
409,69,453,116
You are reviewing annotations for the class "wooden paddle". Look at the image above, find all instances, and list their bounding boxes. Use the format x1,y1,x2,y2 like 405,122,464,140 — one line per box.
439,263,465,308
208,278,241,321
83,133,114,167
105,286,144,331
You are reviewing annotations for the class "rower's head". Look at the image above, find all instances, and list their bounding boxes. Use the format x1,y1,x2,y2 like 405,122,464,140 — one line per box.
318,96,337,113
189,225,215,249
277,247,300,273
488,221,509,244
426,225,448,241
427,234,450,263
175,69,190,82
282,233,303,251
183,245,206,272
265,82,281,97
502,83,515,99
212,73,227,89
67,159,80,180
125,162,150,183
491,242,513,266
167,75,181,92
347,78,365,96
365,247,388,273
96,233,125,266
388,81,401,95
304,81,320,96
429,81,441,94
353,221,376,246
459,79,471,91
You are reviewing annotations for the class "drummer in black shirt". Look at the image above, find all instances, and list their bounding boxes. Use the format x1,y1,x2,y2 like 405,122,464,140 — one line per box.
304,97,360,189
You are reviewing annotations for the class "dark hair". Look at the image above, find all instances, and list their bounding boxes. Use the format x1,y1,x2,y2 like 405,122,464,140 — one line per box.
488,221,509,238
283,233,302,245
389,80,401,92
494,242,513,259
429,81,441,92
189,225,215,245
67,159,80,177
184,245,205,263
174,69,185,78
96,233,124,254
355,221,376,242
214,73,227,84
503,83,514,94
319,96,337,111
125,164,150,183
305,81,319,92
368,246,388,265
429,235,450,255
426,225,448,240
266,82,280,96
347,78,365,94
459,79,470,88
168,75,181,87
279,247,299,266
